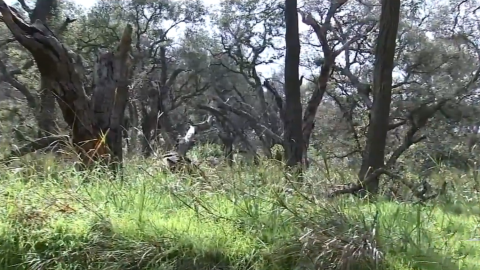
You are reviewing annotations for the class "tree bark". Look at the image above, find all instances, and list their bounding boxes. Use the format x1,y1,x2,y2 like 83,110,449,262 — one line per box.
37,77,56,136
31,0,59,136
0,1,133,169
358,0,401,194
283,0,304,168
91,33,133,170
140,66,185,157
219,132,234,167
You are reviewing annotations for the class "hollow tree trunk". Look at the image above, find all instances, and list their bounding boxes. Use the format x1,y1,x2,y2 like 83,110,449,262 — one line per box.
283,0,304,168
358,0,400,194
0,2,133,169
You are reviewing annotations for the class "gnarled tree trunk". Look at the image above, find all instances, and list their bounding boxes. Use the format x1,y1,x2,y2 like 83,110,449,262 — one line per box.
0,1,133,170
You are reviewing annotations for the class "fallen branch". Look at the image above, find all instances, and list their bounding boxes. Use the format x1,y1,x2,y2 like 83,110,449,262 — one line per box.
162,116,213,173
176,115,214,156
2,134,69,162
329,167,440,203
329,168,394,197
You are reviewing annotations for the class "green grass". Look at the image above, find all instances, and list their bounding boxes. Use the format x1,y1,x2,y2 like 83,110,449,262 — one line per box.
0,152,479,270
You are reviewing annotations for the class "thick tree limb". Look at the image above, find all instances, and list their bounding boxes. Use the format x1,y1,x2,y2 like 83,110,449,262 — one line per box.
0,3,93,133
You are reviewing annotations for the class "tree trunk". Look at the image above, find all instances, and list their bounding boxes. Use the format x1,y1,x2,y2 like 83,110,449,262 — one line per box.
283,0,304,168
37,77,56,136
219,132,234,167
0,2,133,170
31,0,58,137
358,0,400,194
92,38,133,170
140,66,185,157
301,62,330,165
126,100,139,156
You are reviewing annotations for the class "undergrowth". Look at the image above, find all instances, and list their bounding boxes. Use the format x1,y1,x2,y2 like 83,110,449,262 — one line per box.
0,148,479,270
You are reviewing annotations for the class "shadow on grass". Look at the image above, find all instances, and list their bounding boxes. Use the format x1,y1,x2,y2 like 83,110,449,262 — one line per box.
0,218,291,270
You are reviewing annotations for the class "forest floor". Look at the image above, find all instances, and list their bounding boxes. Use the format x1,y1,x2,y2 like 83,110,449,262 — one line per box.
0,149,479,270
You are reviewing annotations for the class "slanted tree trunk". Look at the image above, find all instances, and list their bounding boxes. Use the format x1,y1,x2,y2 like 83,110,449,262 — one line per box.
299,1,375,167
358,0,401,194
283,0,304,168
0,1,133,170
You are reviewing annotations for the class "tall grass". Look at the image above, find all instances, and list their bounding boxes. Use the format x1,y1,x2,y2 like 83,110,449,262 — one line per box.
0,148,479,270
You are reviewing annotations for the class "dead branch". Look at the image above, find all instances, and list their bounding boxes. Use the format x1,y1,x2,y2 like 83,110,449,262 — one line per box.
176,115,213,156
197,104,256,156
162,116,214,173
329,168,393,196
2,134,69,162
329,167,439,202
